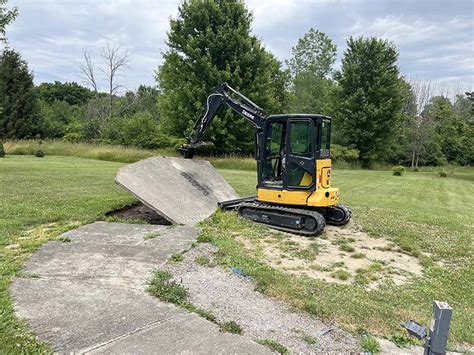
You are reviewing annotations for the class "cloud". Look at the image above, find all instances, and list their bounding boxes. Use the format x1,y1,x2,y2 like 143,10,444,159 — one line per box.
5,0,473,93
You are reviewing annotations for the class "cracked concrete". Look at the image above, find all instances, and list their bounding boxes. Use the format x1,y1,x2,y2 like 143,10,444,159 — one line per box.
11,222,270,354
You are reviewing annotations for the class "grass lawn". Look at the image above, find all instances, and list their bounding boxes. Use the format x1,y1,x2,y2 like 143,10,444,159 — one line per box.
0,155,133,352
213,168,474,349
0,154,473,351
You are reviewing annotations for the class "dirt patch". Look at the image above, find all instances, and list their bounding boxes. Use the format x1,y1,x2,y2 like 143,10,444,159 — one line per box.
165,244,360,353
106,202,171,225
238,220,423,288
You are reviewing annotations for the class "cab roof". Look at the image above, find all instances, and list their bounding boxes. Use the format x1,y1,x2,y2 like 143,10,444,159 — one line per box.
267,113,332,121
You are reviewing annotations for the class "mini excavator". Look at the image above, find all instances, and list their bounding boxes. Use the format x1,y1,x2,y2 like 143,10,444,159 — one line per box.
179,83,351,235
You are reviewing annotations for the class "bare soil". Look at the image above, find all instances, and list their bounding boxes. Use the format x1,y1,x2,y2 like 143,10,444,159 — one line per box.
105,201,171,225
238,220,424,288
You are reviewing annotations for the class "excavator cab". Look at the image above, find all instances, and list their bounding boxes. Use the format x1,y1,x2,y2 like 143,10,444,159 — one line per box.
180,83,350,235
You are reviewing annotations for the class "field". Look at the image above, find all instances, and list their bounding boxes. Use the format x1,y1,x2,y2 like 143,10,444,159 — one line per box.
0,153,473,352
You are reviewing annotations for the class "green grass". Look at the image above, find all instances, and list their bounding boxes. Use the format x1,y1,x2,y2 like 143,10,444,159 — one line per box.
1,153,473,351
219,321,243,334
205,168,474,348
256,339,289,354
0,155,133,352
302,335,317,345
361,335,381,353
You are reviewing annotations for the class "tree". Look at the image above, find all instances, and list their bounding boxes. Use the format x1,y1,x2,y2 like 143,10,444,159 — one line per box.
36,81,93,106
337,36,403,164
78,42,131,130
427,96,472,165
286,28,337,115
0,49,41,139
100,42,131,120
157,0,288,154
0,0,18,43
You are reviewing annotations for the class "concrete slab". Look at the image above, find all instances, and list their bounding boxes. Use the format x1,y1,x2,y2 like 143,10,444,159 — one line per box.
85,312,272,355
115,157,238,225
11,222,268,354
11,278,186,352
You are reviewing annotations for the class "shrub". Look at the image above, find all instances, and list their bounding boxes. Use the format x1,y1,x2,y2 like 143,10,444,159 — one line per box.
62,132,83,143
413,167,419,172
438,171,448,177
35,149,45,158
392,165,405,176
331,144,360,162
0,141,5,157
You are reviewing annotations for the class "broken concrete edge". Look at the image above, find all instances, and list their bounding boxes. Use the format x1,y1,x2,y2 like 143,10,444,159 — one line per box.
115,179,177,224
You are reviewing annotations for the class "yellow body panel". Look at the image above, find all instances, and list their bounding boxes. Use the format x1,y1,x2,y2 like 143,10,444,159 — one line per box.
257,158,340,207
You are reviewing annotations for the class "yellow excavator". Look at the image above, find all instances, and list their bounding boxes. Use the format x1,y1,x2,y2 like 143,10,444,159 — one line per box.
179,83,351,235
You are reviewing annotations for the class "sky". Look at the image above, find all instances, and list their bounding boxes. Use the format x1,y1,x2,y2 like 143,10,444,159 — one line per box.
4,0,474,94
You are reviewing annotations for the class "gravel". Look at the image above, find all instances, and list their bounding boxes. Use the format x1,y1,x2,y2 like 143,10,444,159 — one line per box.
165,243,360,354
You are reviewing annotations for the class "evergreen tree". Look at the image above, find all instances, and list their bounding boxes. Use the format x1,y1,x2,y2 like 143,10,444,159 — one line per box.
0,140,5,157
157,0,288,154
0,49,41,139
337,37,403,164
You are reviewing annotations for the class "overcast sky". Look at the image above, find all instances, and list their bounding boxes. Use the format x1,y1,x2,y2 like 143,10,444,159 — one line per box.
5,0,474,93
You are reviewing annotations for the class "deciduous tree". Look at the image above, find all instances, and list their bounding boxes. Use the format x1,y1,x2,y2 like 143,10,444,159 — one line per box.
157,0,288,154
286,28,337,115
337,37,403,164
0,0,17,43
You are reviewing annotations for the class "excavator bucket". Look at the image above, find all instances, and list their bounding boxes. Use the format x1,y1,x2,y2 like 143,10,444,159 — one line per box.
116,157,238,225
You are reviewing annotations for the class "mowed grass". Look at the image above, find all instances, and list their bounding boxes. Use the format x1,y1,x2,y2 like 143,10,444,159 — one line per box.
1,154,473,351
212,168,474,348
0,155,134,352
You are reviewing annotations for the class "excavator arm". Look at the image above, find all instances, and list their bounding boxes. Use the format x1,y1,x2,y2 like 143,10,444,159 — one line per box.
179,83,266,159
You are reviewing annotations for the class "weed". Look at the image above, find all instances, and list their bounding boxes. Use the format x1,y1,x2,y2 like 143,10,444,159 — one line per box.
256,339,289,355
439,171,448,178
302,335,317,344
57,236,71,242
168,253,184,263
144,232,160,240
219,321,242,334
339,244,355,253
195,256,210,266
361,335,381,353
351,252,366,259
331,269,351,281
389,334,418,348
185,304,217,323
146,271,188,305
16,272,40,279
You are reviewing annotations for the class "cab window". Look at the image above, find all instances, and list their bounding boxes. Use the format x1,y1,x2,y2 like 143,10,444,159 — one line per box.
319,119,330,158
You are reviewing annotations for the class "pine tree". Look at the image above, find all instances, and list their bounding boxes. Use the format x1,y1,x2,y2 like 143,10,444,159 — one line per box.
337,37,403,164
0,48,41,139
157,0,288,154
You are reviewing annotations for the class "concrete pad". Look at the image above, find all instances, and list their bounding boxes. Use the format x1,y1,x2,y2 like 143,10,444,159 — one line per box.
85,312,272,354
11,278,186,352
116,157,238,225
12,222,268,354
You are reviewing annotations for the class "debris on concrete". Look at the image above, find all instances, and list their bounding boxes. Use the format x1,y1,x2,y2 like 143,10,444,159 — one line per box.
115,157,238,225
164,243,360,354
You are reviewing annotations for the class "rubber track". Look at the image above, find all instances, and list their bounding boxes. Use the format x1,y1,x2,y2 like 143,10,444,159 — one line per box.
237,201,326,236
323,204,352,226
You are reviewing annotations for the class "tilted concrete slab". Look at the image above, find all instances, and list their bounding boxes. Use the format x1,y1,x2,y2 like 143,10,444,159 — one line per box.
11,222,268,354
115,157,238,225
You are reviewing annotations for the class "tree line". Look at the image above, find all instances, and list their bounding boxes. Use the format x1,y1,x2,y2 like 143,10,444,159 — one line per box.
0,0,472,166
